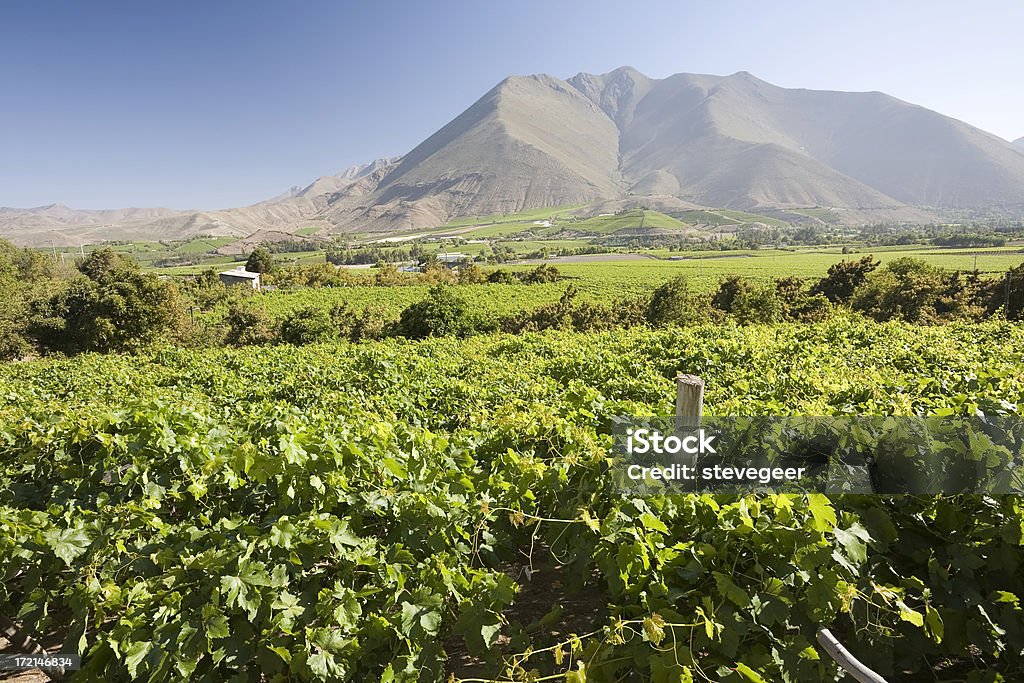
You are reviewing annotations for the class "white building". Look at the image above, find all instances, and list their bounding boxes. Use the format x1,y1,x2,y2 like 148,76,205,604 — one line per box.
218,266,262,290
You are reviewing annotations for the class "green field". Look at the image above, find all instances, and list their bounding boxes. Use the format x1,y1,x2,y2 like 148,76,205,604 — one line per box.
786,207,842,222
675,208,787,227
186,246,1024,334
92,237,237,266
445,222,538,238
3,321,1023,680
434,204,585,230
566,209,687,233
6,222,1024,681
713,209,790,228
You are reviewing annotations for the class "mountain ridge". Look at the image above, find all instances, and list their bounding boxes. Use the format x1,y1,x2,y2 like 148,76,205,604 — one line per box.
5,68,1024,245
318,67,1024,233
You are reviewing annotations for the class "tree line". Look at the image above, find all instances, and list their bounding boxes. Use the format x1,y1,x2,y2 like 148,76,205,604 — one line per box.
2,238,1022,359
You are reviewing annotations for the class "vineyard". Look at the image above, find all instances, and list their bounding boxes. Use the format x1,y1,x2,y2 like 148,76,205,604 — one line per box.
1,319,1022,681
246,248,1024,320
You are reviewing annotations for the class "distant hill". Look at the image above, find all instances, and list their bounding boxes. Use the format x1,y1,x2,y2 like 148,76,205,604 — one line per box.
6,69,1024,245
0,158,398,246
285,157,401,200
1015,137,1024,149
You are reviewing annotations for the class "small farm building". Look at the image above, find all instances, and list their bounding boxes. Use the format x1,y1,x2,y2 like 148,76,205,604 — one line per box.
219,267,262,290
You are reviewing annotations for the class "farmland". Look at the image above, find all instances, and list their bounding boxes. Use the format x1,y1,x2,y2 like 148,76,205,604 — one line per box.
3,226,1024,682
2,321,1024,681
228,247,1024,322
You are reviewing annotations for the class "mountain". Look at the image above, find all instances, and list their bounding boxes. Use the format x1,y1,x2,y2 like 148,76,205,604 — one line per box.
6,69,1024,245
1015,137,1024,148
321,67,1024,232
317,75,624,232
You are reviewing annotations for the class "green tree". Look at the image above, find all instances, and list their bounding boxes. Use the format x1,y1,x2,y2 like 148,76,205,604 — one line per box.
711,275,782,323
732,282,782,324
374,263,403,286
811,255,880,304
29,254,185,354
457,262,486,284
992,263,1024,321
520,264,561,284
245,247,275,274
503,285,629,333
394,285,484,338
223,301,279,346
486,269,517,284
0,240,60,359
852,257,957,323
647,275,710,326
775,276,832,322
331,302,393,341
280,306,336,345
711,275,754,313
78,247,134,282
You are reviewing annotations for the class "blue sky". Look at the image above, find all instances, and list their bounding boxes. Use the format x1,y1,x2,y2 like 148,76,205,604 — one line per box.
3,1,1023,209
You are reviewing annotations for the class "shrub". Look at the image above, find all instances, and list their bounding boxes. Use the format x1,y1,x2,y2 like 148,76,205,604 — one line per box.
330,303,394,342
457,263,486,284
28,253,186,354
224,302,279,346
280,306,336,345
422,263,457,284
711,275,753,313
374,263,404,286
394,285,485,339
0,319,30,361
647,275,711,326
487,269,517,284
811,256,880,304
503,286,639,333
732,282,782,324
852,257,958,323
987,263,1024,321
614,296,651,328
0,245,40,360
349,304,393,341
775,276,833,322
711,275,782,324
519,264,562,284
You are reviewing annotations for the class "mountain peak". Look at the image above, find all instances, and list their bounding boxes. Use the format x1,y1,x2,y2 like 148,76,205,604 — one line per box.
293,157,400,199
568,67,654,128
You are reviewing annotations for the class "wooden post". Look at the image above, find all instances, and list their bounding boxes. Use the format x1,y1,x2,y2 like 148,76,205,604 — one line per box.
675,374,704,429
675,374,704,490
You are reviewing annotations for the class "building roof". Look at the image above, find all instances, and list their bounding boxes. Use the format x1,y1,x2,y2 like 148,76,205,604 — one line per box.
219,269,261,280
